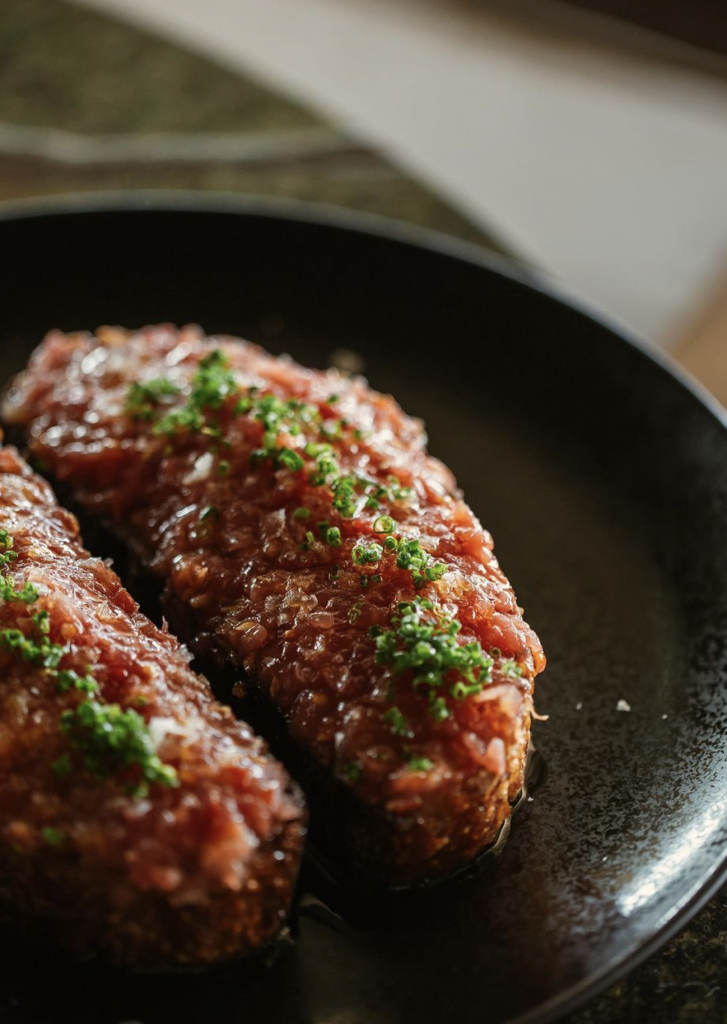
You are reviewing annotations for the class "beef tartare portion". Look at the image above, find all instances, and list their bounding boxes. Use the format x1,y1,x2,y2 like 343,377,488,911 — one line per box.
4,324,545,884
0,445,304,968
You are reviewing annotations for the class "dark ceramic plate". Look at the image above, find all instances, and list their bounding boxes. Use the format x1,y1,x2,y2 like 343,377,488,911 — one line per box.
1,193,727,1024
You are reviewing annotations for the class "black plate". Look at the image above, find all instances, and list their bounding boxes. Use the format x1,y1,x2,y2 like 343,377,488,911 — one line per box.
1,193,727,1024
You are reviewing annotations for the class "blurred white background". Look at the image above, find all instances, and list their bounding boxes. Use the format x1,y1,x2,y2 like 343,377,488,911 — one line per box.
78,0,727,350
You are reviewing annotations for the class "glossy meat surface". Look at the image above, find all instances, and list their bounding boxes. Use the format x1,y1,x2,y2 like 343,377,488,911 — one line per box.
4,325,545,882
0,446,304,967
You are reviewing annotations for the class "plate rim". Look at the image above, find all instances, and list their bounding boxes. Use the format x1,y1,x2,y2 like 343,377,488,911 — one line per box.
2,188,727,1024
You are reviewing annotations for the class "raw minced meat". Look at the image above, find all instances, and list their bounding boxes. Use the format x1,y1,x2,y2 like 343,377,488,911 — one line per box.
4,324,545,883
0,445,304,967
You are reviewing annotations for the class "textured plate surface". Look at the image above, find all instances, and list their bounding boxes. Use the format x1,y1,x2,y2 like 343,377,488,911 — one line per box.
1,194,727,1024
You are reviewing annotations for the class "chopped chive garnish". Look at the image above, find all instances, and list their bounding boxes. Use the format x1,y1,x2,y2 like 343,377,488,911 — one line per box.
352,541,383,566
331,474,357,518
393,537,446,589
125,378,181,421
278,447,305,472
372,597,494,722
306,442,339,487
41,827,68,847
388,476,414,502
0,613,66,670
373,515,394,534
343,761,362,782
384,706,412,737
153,351,237,435
61,701,179,797
429,695,450,721
0,577,39,604
299,530,317,551
0,533,39,605
56,669,99,695
451,680,483,700
293,507,311,520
